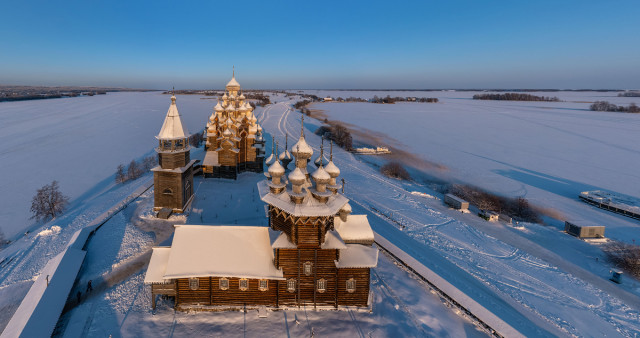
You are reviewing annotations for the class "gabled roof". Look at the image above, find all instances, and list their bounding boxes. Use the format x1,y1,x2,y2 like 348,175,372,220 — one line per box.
157,95,190,140
163,225,284,280
144,247,172,284
334,215,374,243
335,244,378,268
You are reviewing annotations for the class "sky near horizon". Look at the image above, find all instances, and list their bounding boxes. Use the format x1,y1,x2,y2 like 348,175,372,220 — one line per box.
1,1,639,90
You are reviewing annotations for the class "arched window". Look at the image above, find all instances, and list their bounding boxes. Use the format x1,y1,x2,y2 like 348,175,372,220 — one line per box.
316,278,326,293
239,278,249,291
219,277,229,290
346,278,356,293
303,261,313,276
287,278,296,293
189,277,199,290
163,188,173,195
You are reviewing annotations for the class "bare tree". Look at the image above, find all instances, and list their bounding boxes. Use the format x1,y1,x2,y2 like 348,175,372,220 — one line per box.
142,156,156,171
30,180,69,221
603,241,640,278
115,164,126,183
127,160,142,180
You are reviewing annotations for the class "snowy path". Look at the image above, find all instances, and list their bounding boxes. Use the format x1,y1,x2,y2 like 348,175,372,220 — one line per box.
257,96,640,337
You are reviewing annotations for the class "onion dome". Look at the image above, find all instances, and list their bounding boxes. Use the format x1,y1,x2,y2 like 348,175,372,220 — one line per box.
279,149,292,161
214,101,224,112
226,76,240,89
292,136,313,158
325,160,340,177
265,137,276,166
268,159,285,177
257,125,262,132
314,153,329,168
222,93,228,100
288,167,306,185
226,104,236,112
239,93,246,100
238,104,248,112
207,124,216,133
312,166,330,183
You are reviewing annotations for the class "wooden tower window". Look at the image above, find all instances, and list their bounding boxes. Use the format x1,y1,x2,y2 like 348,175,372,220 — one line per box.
303,261,313,276
346,278,356,293
219,277,229,290
287,278,296,293
239,278,249,291
163,188,173,195
259,279,268,291
189,277,199,290
316,278,326,293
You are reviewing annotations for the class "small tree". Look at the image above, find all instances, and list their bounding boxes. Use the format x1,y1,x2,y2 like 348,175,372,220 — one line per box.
115,164,126,183
30,180,69,221
381,162,411,180
127,160,142,180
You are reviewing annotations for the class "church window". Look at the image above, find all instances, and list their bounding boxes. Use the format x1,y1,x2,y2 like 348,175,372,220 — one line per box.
163,188,173,195
287,279,296,293
239,278,249,291
346,278,356,293
303,261,313,276
317,278,326,293
259,279,268,291
189,277,199,291
219,277,229,290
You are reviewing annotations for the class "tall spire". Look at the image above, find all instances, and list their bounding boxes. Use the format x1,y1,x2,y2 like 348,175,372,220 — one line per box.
330,140,333,161
301,115,305,137
233,65,235,78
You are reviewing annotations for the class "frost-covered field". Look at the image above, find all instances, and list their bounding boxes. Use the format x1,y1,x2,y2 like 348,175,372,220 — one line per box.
301,91,640,245
0,92,215,239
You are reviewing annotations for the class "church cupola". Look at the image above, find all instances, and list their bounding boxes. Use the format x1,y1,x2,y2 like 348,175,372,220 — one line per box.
288,167,306,204
313,137,329,168
291,116,313,173
279,134,293,170
339,202,352,222
265,137,277,166
325,141,341,194
268,142,286,194
310,143,332,203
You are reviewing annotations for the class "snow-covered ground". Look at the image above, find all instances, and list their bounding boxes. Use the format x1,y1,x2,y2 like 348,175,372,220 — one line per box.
2,92,640,337
0,92,215,239
302,92,640,246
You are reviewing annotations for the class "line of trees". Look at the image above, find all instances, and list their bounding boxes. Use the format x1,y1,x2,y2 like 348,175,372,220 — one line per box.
618,92,640,97
473,93,560,102
447,184,541,223
590,101,639,113
370,95,438,104
380,162,411,180
116,155,156,184
315,123,353,151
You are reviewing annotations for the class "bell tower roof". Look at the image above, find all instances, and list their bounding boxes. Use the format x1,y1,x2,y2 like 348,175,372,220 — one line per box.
157,89,190,140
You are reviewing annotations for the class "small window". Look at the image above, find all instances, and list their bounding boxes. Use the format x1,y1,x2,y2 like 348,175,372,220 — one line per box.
239,278,249,291
287,278,296,293
259,279,268,291
189,277,199,291
317,278,326,293
346,278,356,293
303,261,313,276
163,188,173,195
219,277,229,290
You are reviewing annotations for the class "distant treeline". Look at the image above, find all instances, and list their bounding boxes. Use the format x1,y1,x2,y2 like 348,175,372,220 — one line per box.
370,95,438,104
590,101,639,113
0,91,106,102
446,184,541,223
315,123,353,151
473,93,560,102
618,92,640,97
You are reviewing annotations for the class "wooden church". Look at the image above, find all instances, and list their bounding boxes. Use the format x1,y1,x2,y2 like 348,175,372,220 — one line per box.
201,70,265,179
152,92,195,213
145,97,377,311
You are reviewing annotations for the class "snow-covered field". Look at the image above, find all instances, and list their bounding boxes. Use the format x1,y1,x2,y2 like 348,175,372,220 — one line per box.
0,92,215,239
301,91,640,246
2,92,640,337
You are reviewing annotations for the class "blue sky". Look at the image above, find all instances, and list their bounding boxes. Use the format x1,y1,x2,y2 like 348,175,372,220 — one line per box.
1,1,639,89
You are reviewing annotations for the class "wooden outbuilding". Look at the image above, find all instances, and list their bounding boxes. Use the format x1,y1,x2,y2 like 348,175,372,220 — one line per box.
444,194,469,210
564,220,605,239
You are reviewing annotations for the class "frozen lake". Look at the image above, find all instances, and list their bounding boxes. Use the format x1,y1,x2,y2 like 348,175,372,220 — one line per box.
303,91,640,243
0,92,216,238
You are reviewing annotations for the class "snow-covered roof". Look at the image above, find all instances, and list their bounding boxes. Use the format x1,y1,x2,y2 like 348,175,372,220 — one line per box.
150,160,197,173
144,247,172,284
325,160,340,177
203,151,219,167
288,167,306,184
258,180,349,217
157,96,190,140
268,160,285,176
226,76,240,88
271,232,297,249
292,136,313,157
163,225,284,280
334,215,374,243
322,230,347,249
312,166,330,182
335,244,378,268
